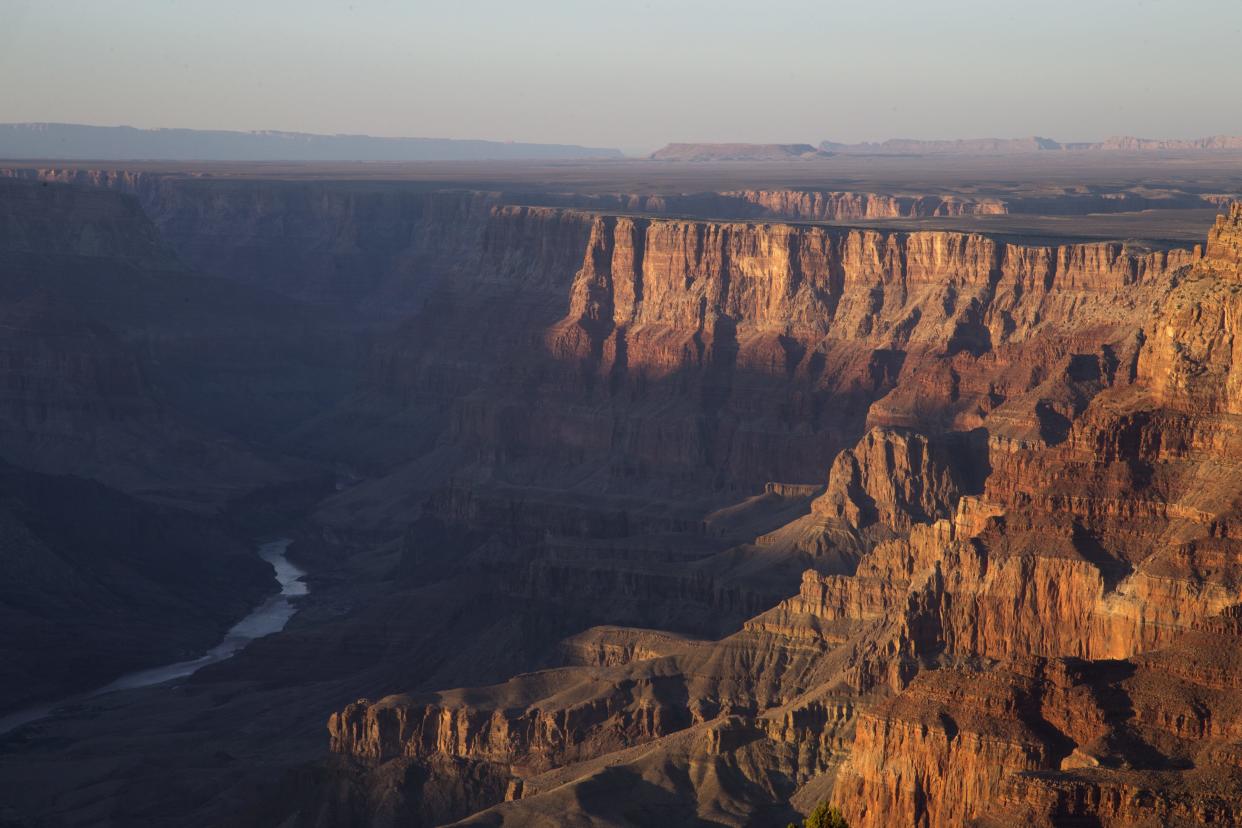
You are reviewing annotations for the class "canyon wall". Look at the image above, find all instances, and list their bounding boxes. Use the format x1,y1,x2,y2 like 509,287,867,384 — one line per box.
4,169,1237,825
317,199,1242,827
1206,202,1242,270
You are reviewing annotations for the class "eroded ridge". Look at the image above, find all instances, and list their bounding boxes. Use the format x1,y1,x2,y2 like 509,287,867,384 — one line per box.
321,204,1242,827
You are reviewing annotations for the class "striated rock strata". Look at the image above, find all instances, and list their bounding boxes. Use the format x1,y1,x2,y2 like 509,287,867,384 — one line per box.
312,205,1242,827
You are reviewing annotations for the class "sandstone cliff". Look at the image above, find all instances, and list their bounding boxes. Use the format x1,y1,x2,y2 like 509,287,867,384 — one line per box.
317,204,1242,828
1206,202,1242,271
2,167,1237,828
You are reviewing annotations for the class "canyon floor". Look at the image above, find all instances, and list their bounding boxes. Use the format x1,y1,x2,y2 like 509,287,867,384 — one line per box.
1,153,1242,827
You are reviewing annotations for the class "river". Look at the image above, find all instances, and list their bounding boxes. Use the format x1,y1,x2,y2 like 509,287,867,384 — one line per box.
0,538,306,736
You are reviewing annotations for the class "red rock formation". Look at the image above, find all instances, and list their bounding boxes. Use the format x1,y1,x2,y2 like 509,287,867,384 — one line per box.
722,190,1006,219
319,205,1242,828
1206,202,1242,271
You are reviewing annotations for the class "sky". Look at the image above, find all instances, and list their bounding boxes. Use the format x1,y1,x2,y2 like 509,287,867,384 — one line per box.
2,0,1240,155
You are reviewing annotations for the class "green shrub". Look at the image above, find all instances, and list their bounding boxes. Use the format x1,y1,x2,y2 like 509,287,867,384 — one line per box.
803,801,849,828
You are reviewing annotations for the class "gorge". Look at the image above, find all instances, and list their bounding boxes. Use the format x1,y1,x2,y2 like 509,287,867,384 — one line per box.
0,152,1241,828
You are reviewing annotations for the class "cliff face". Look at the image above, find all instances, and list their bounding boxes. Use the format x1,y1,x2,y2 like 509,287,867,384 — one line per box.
826,244,1242,825
0,167,513,312
724,189,1006,219
318,204,1242,827
304,207,1203,554
555,215,1191,349
811,427,985,531
0,179,311,501
1206,202,1242,271
32,167,1205,824
2,168,1235,827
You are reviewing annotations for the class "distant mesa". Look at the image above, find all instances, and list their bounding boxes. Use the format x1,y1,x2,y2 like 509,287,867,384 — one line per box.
648,135,1242,162
0,122,624,162
820,136,1068,154
1096,134,1242,151
649,142,832,161
819,134,1242,155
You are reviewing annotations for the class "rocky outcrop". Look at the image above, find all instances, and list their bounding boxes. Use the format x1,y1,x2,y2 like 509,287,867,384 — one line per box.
558,626,702,667
1206,202,1242,271
721,190,1005,219
812,428,986,531
413,185,1229,223
849,613,1242,828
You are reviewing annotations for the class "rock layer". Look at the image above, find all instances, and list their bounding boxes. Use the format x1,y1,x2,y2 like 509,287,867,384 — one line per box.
317,203,1242,827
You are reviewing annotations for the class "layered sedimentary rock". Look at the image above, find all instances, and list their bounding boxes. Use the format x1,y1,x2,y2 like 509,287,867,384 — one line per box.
2,165,1237,827
1206,202,1242,270
0,179,301,500
317,206,1242,827
811,428,985,531
505,188,1010,221
723,189,1006,218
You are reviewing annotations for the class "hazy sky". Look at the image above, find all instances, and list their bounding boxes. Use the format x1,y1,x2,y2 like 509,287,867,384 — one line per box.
2,0,1240,154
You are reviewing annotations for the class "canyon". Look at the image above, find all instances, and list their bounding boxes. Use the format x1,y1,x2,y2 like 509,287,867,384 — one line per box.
0,154,1241,828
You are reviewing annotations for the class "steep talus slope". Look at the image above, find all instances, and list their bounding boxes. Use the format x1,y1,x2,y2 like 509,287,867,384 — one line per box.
308,206,1242,826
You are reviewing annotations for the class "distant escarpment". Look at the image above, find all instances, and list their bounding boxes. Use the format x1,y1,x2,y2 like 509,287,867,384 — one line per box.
649,143,831,161
820,134,1242,155
0,122,624,161
510,187,1232,222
